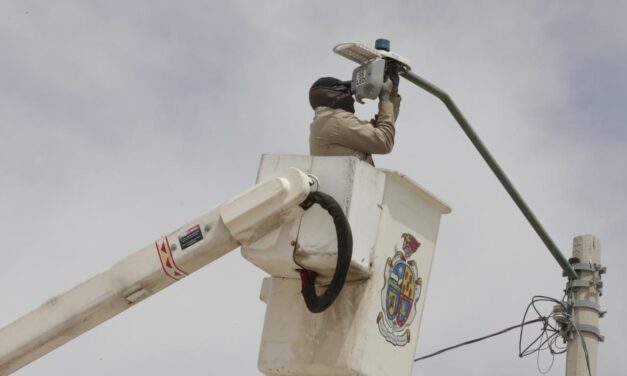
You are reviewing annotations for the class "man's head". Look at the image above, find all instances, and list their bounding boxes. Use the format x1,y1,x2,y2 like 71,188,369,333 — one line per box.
309,77,355,113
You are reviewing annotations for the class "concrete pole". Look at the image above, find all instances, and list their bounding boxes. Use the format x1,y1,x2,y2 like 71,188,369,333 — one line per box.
565,235,604,376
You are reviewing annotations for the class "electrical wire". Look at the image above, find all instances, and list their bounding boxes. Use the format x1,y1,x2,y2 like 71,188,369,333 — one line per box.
415,294,592,376
574,323,593,376
518,296,562,358
414,295,593,376
564,286,592,376
414,317,545,362
537,334,555,375
517,295,592,376
517,296,565,374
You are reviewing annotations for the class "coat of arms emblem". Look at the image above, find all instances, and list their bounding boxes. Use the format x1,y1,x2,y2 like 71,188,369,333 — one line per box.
376,233,422,346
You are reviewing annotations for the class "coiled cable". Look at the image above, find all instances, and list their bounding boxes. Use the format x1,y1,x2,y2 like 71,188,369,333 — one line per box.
298,191,353,313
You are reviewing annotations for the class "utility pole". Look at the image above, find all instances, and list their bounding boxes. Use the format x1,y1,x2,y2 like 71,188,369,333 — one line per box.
565,235,605,376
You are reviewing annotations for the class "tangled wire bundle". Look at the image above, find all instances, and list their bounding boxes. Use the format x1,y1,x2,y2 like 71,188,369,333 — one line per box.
415,295,592,376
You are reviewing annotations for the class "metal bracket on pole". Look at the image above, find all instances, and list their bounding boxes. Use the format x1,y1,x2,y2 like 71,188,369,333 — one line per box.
569,262,596,272
567,262,607,275
567,279,593,289
400,70,578,280
574,324,605,342
566,261,605,297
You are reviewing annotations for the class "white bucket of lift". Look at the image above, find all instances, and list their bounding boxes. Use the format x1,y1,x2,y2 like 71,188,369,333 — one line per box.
242,155,450,376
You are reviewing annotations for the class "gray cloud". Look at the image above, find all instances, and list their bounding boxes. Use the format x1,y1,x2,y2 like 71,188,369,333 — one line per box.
1,1,625,375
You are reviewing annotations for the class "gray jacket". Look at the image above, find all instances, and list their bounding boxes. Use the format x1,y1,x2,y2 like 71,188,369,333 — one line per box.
309,94,401,165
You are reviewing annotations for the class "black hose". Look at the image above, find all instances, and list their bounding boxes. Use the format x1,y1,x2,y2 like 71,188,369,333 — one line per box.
298,191,353,313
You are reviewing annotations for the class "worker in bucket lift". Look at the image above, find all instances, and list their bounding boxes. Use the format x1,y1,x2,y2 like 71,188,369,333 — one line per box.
308,65,401,166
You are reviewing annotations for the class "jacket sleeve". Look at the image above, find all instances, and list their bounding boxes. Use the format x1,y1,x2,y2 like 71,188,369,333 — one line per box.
333,98,398,155
391,92,401,122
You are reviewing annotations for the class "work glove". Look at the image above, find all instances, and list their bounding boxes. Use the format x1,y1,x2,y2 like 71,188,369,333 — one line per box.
387,61,400,91
379,79,394,101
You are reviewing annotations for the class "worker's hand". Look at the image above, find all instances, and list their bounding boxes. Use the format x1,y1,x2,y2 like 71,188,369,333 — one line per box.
379,79,394,101
388,62,400,91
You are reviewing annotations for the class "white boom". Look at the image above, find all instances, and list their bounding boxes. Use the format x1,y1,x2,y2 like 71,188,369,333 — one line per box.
0,167,314,375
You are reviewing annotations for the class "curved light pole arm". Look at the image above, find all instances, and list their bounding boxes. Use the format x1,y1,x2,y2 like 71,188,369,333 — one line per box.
401,71,578,280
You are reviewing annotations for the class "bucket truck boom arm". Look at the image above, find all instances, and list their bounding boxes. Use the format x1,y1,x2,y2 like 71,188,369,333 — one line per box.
0,168,320,375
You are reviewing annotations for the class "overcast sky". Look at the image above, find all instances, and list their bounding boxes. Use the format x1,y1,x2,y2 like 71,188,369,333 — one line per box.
1,1,625,375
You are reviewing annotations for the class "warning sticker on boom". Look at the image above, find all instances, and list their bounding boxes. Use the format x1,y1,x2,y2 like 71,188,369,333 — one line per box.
178,224,203,250
156,238,187,281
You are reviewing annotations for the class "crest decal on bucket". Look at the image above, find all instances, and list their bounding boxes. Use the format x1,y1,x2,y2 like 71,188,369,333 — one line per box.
376,233,422,346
